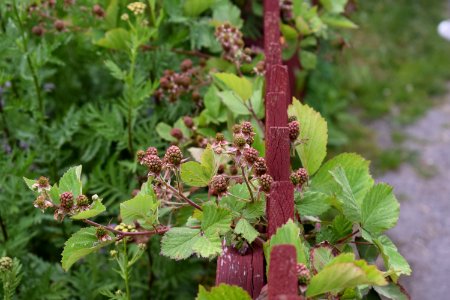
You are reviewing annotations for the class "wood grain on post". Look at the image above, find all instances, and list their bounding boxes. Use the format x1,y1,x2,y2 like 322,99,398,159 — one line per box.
215,244,264,298
268,245,302,300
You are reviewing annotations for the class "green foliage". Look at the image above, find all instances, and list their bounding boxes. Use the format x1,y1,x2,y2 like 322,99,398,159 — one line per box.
120,192,159,228
181,145,216,187
306,253,387,297
61,227,114,271
196,284,251,300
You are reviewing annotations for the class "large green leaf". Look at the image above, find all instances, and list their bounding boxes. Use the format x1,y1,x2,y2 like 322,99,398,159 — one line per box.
310,243,336,273
311,153,374,205
183,0,214,17
320,0,348,13
204,85,221,118
234,219,259,244
181,145,215,187
191,233,222,258
96,28,130,50
374,283,409,300
370,234,411,280
211,1,243,28
361,184,399,235
264,220,308,272
329,166,362,222
59,166,83,198
295,190,331,216
120,191,159,228
201,203,232,236
71,199,106,220
306,253,387,297
214,73,253,101
217,91,250,116
161,227,201,260
196,284,251,300
61,227,114,271
288,99,328,175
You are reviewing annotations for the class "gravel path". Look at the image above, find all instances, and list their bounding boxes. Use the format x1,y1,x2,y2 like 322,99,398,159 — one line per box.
373,87,450,299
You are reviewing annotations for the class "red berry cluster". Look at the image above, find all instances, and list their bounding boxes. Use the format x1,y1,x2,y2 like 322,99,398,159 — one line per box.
280,0,294,22
290,168,308,190
259,174,274,194
155,59,207,103
288,118,300,142
60,192,74,210
296,263,311,284
138,145,184,177
215,23,253,66
210,175,229,198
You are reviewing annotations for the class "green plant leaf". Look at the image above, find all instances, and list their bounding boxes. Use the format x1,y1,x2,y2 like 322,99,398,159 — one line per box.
306,253,387,297
191,233,222,258
183,0,214,17
361,184,400,235
300,50,317,70
234,219,259,244
374,283,409,300
322,14,358,29
23,177,36,191
214,73,253,101
288,99,328,175
329,166,362,222
71,199,106,220
310,243,336,273
242,198,265,221
295,190,331,216
211,1,243,28
320,0,348,14
196,284,251,300
120,191,159,228
204,85,221,118
96,28,130,50
264,219,308,272
181,146,215,187
104,60,125,80
59,165,82,198
156,122,176,142
161,227,201,260
201,144,215,177
217,91,250,116
104,0,119,28
61,227,114,271
370,234,411,280
311,153,374,206
201,203,232,236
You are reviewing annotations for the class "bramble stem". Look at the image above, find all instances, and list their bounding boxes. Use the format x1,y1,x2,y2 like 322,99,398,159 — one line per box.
240,167,255,202
159,178,202,210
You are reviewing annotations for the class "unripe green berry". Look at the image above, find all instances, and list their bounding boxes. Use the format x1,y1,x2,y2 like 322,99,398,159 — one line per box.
233,133,246,148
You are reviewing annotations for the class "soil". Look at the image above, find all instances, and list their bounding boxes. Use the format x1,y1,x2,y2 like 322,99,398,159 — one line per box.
371,85,450,299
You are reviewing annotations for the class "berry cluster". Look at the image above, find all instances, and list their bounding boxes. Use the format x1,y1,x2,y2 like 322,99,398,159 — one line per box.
137,145,183,177
210,175,229,198
280,0,294,22
32,176,50,192
114,223,138,233
288,116,300,142
290,168,308,190
155,59,207,103
215,23,253,66
296,263,311,285
95,227,112,242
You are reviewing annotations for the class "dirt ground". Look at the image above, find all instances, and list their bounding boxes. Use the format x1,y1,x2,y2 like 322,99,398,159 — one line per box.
372,85,450,299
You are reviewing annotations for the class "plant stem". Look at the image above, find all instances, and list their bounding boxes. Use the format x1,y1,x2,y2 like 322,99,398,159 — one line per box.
245,101,265,137
82,219,170,236
123,240,131,300
12,0,44,122
335,229,360,245
0,214,8,241
159,179,203,210
240,167,255,202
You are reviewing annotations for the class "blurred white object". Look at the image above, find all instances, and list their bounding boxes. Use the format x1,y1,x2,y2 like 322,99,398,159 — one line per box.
438,20,450,41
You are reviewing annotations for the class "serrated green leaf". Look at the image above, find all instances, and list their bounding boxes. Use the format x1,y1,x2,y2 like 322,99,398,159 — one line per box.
59,166,82,198
201,203,232,236
192,233,222,258
204,85,221,118
96,28,130,50
329,166,362,222
217,91,250,116
156,122,176,142
161,227,201,260
181,161,211,187
220,184,249,216
211,1,243,28
196,284,251,300
201,144,215,177
23,177,36,191
311,153,374,207
234,219,259,244
264,220,308,272
288,99,328,175
361,184,399,235
296,190,331,216
104,60,125,80
242,198,265,221
355,237,379,264
306,253,387,297
320,0,348,14
61,227,114,271
371,234,411,280
374,283,409,300
310,244,336,273
71,200,106,220
214,73,253,101
183,0,213,17
120,192,159,228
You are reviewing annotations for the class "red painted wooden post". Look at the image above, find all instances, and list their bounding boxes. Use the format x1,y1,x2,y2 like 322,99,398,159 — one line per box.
268,245,302,300
215,244,264,298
